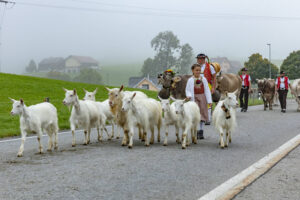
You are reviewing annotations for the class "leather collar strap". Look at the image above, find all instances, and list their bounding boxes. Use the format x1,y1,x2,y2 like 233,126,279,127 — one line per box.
221,103,231,119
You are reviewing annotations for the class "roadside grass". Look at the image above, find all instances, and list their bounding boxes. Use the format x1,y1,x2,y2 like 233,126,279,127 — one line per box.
0,73,156,138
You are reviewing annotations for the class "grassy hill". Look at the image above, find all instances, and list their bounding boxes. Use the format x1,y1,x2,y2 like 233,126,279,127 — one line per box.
0,73,157,138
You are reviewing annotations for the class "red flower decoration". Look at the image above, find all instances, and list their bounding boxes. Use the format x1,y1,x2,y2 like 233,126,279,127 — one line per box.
196,79,201,84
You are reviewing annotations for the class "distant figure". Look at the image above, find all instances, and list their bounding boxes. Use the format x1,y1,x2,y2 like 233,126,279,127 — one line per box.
196,53,216,125
275,71,291,113
239,68,252,112
185,64,212,140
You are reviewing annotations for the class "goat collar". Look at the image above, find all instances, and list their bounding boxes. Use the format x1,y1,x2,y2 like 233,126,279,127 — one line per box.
221,103,231,119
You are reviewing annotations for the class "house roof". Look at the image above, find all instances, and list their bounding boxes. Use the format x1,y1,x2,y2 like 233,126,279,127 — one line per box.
38,57,65,70
66,55,99,65
39,57,65,65
129,76,160,89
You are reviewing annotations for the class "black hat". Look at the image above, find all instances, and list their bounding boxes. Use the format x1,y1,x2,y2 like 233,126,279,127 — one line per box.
280,70,285,74
196,53,206,58
241,67,248,71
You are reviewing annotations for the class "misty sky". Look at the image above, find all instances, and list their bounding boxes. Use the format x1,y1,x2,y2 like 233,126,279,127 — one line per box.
0,0,300,73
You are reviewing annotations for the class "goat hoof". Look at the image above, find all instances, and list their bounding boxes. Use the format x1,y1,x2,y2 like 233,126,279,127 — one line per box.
163,143,168,146
54,147,58,150
182,146,186,149
145,144,150,147
116,137,120,139
72,144,76,147
47,149,52,152
157,139,160,143
224,144,228,148
83,143,87,145
128,145,132,149
221,146,225,149
17,153,23,157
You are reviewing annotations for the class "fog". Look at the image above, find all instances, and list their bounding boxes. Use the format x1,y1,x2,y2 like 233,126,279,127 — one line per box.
0,0,300,73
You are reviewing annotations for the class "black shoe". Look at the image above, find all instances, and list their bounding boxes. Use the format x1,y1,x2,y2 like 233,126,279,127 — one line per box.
243,109,247,112
205,121,210,125
282,109,286,113
281,109,284,113
197,130,204,140
241,108,244,112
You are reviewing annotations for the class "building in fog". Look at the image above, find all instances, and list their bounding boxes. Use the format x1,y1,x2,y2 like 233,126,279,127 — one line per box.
37,55,100,73
38,57,65,72
129,76,160,91
64,55,100,73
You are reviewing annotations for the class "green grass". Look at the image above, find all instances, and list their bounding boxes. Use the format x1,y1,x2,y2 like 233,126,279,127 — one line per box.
0,73,157,138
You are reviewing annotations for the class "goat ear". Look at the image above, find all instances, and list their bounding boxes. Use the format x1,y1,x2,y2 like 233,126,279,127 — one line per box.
183,98,189,103
233,89,239,95
119,85,124,92
94,88,98,94
73,89,77,95
63,87,68,92
170,96,176,101
105,87,111,92
9,97,16,103
20,99,24,105
157,95,163,101
131,92,136,100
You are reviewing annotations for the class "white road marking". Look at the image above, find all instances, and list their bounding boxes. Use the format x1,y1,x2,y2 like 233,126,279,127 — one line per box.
198,133,300,200
0,126,112,143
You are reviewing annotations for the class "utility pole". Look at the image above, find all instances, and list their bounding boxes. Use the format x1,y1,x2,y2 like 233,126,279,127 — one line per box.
267,43,271,78
0,0,15,72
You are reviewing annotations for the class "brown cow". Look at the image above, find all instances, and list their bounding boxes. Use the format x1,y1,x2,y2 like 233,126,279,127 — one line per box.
216,73,242,101
157,73,192,99
256,78,276,111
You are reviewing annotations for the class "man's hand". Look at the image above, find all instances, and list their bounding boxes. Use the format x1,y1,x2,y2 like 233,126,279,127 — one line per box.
186,97,192,101
208,103,212,108
211,88,215,94
248,88,252,93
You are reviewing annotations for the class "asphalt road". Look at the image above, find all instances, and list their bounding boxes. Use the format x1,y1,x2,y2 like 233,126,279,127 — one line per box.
0,100,299,200
234,145,300,200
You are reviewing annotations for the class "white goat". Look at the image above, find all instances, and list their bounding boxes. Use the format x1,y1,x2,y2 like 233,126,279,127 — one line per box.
83,88,116,139
106,85,148,146
171,97,200,149
10,98,58,157
122,93,162,148
158,97,180,146
63,88,107,146
212,90,239,148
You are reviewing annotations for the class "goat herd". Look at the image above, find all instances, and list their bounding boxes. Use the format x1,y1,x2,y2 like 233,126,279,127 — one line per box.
9,86,239,157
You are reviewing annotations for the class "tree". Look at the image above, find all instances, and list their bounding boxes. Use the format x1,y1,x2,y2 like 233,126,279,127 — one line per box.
141,31,193,77
25,60,37,73
244,53,279,82
177,43,194,74
280,50,300,80
73,69,102,85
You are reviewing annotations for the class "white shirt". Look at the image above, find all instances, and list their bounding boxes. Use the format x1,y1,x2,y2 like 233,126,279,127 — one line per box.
185,76,212,104
241,74,251,86
276,77,290,89
200,63,216,78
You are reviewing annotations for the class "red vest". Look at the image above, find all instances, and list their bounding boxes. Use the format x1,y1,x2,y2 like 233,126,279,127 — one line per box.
277,76,289,90
203,62,212,84
240,74,250,87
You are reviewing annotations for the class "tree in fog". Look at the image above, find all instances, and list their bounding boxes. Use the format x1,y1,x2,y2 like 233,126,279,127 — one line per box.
280,50,300,79
142,31,190,77
244,53,278,82
25,60,37,73
177,43,194,74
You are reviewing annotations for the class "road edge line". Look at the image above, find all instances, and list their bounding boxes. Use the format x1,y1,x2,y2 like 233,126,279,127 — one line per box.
198,133,300,200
